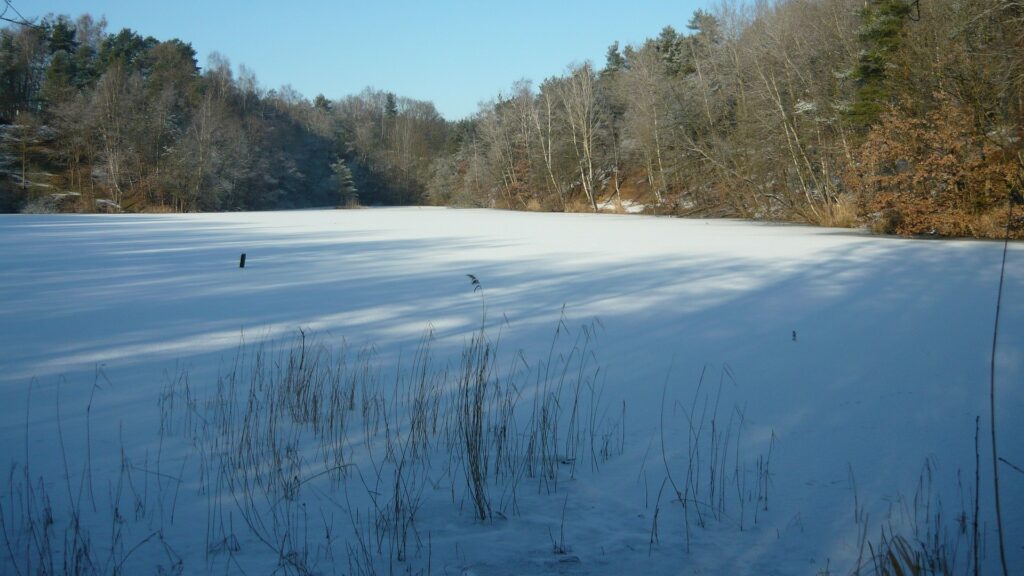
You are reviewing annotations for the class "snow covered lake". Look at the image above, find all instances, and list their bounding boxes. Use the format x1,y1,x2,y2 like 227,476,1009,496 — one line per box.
1,207,1021,575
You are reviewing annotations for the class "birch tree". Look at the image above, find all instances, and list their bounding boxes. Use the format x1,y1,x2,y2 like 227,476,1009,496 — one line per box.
555,62,600,212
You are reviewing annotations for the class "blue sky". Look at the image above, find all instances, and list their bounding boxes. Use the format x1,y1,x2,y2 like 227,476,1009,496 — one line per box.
31,0,706,119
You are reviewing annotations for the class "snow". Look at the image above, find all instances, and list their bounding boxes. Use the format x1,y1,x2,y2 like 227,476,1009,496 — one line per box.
1,207,1021,575
597,199,646,214
794,100,818,114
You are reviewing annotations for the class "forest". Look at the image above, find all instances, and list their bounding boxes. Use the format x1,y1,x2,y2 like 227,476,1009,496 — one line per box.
1,0,1021,237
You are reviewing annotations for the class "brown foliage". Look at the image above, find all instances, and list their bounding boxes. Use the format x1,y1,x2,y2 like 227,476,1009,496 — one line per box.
845,94,1021,237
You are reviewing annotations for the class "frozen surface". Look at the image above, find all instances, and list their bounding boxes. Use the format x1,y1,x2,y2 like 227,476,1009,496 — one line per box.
0,207,1021,575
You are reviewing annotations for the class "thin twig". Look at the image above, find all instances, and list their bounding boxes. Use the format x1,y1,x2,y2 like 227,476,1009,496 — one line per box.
989,194,1013,576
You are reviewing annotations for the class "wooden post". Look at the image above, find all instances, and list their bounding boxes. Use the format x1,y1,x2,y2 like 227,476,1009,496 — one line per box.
239,253,246,268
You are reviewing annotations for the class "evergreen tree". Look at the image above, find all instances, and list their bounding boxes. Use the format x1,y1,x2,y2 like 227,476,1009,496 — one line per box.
0,26,47,121
848,0,912,125
384,92,398,118
48,18,78,54
97,28,157,75
654,26,686,76
686,9,720,43
604,41,625,75
331,158,359,206
40,50,75,104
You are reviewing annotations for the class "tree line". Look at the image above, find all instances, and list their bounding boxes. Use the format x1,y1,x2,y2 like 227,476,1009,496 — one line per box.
1,0,1021,237
429,0,1022,237
0,14,446,212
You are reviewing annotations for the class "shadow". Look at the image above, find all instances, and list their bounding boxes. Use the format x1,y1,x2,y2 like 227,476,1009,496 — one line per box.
0,208,1020,574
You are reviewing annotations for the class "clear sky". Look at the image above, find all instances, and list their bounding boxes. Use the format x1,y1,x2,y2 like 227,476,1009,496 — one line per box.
29,0,707,120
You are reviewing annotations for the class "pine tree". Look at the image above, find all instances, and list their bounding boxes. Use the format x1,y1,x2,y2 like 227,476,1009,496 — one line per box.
331,158,359,207
40,51,76,104
654,26,686,76
48,18,78,54
848,0,912,126
686,9,720,42
604,41,626,75
384,92,398,118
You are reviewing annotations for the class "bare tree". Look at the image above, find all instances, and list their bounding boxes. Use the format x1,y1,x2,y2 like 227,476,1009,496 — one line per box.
555,62,601,212
621,46,670,204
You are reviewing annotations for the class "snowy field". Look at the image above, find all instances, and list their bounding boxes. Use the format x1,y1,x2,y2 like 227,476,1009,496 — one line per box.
1,207,1021,575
